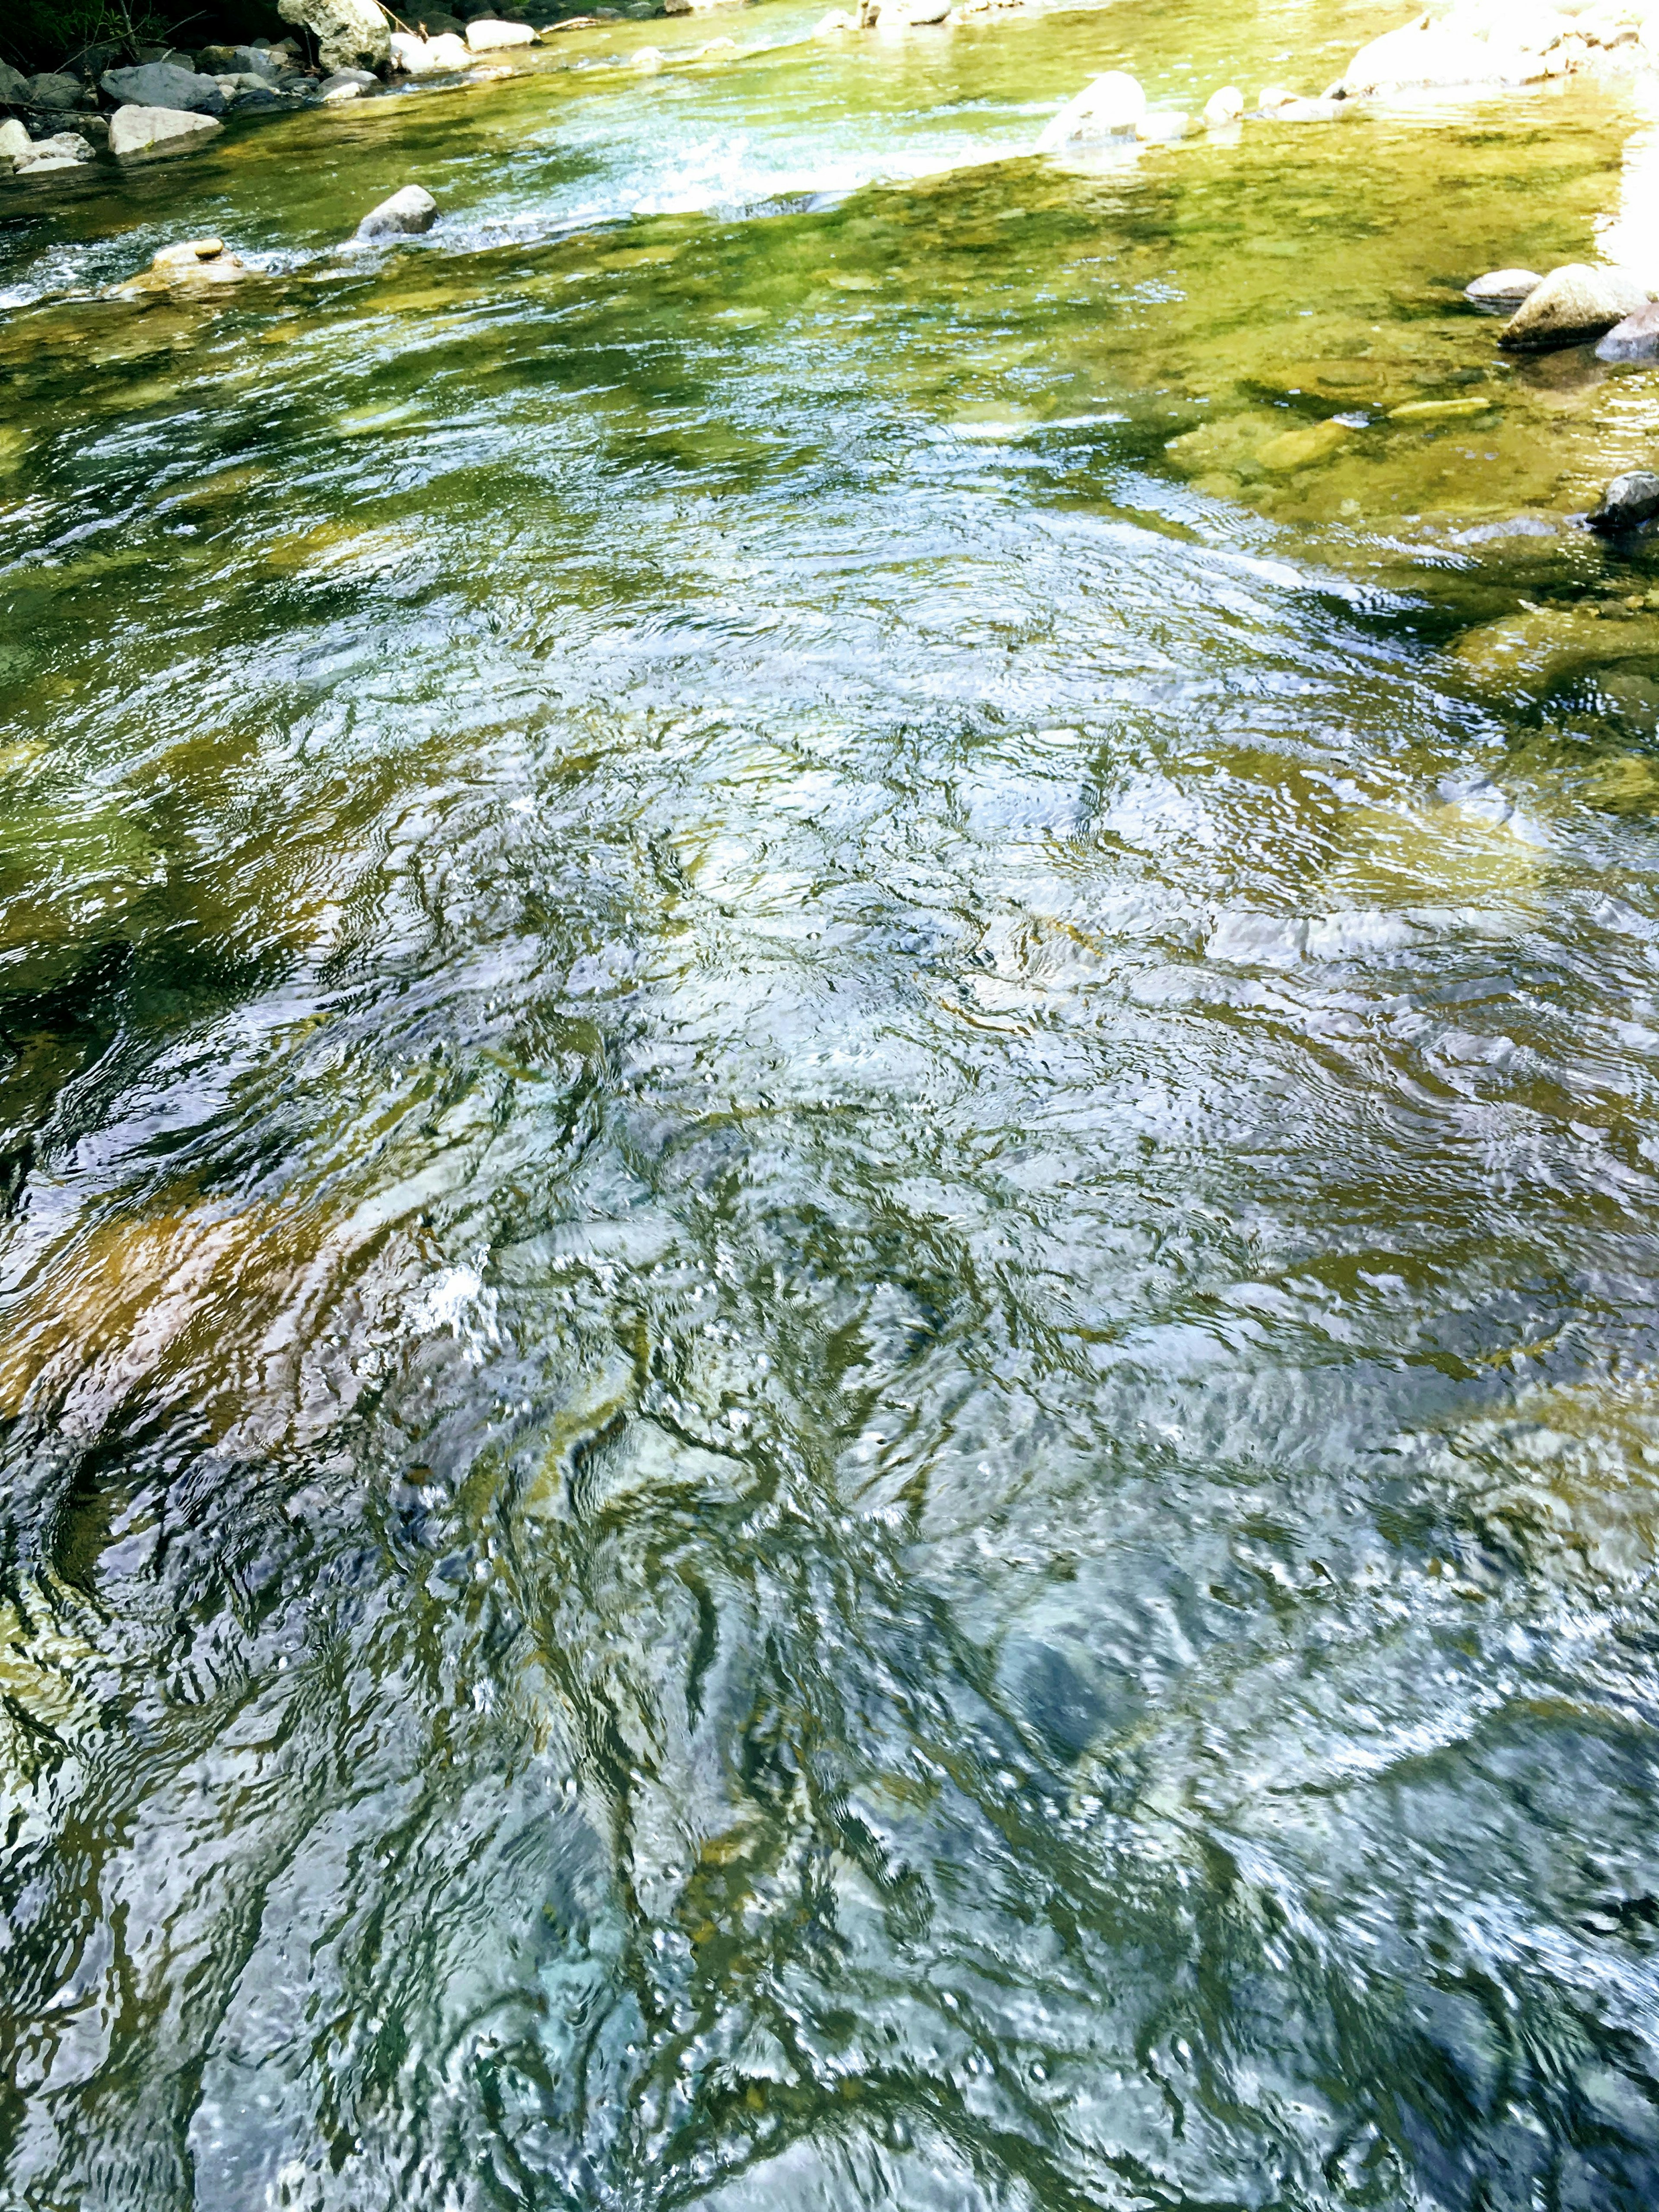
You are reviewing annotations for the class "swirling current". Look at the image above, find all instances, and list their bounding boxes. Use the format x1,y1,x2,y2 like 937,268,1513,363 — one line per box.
5,1,1659,2206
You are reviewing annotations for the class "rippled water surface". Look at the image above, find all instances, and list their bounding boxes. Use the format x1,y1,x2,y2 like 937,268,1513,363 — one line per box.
6,2,1659,2204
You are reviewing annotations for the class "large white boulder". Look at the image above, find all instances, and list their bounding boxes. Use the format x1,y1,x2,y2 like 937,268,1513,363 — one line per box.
465,17,536,45
1336,11,1538,93
109,105,225,163
276,0,391,74
1036,70,1146,151
390,30,471,68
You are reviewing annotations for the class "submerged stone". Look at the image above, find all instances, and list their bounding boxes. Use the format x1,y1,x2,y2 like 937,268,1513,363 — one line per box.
1500,263,1651,351
1257,417,1352,471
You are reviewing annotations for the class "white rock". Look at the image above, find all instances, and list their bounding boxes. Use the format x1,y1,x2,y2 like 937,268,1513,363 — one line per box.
1338,12,1533,93
16,134,98,172
814,8,856,28
1275,95,1347,118
630,43,666,66
900,0,952,21
1202,84,1244,124
1036,70,1146,151
429,33,474,65
1135,108,1189,139
277,0,391,72
355,182,438,238
1465,266,1543,304
108,105,225,163
1257,82,1297,108
321,80,361,99
466,18,537,47
0,119,31,164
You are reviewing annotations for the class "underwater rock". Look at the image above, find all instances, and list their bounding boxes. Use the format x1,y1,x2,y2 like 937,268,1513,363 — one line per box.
277,0,391,73
1456,600,1659,685
814,10,856,30
1202,85,1244,125
1257,83,1298,108
354,183,439,239
1499,262,1652,350
1595,301,1659,361
1465,267,1542,307
1276,95,1348,118
1036,70,1146,151
630,44,666,67
466,17,537,44
102,61,227,114
1257,417,1352,471
1588,471,1659,532
108,105,224,162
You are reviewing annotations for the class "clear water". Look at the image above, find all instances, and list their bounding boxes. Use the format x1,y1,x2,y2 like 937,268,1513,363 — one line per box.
5,4,1659,2206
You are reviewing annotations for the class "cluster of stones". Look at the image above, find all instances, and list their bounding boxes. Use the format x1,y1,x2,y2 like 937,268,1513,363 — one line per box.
0,0,698,183
0,34,358,177
1034,0,1659,153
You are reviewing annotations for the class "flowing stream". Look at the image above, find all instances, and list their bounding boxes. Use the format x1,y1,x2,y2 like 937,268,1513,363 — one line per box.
5,2,1659,2204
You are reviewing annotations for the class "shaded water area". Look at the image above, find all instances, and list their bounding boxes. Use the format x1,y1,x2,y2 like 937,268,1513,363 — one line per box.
7,0,1659,2202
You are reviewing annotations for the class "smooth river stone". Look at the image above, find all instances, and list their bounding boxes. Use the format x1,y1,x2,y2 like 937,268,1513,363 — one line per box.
1595,301,1659,361
466,17,537,44
1500,262,1652,351
1036,70,1146,149
355,184,439,240
1465,267,1542,307
1257,417,1352,471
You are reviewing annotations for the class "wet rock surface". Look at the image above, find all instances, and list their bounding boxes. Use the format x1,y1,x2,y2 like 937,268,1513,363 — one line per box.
1500,261,1652,350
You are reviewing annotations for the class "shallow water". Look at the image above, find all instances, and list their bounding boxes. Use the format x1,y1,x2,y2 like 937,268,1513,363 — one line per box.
5,3,1659,2206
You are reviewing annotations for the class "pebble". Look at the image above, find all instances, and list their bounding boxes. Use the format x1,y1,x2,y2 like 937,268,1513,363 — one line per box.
1202,85,1244,125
